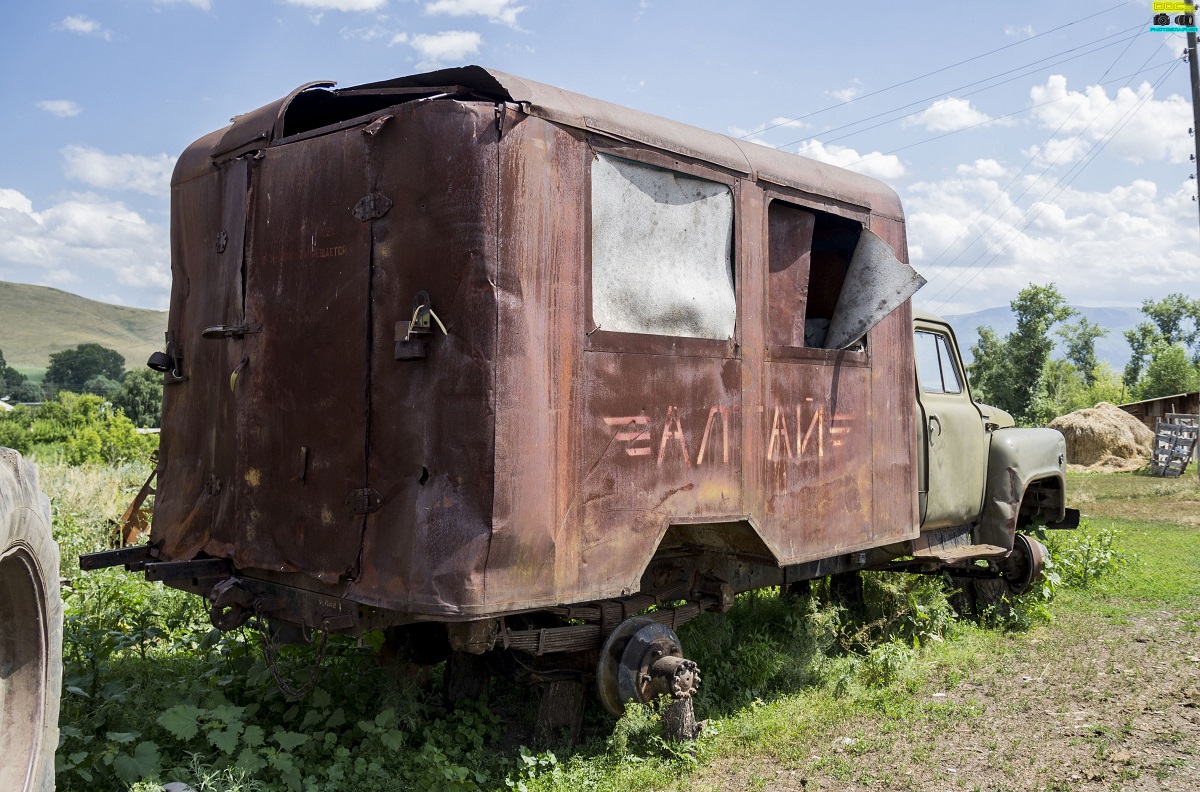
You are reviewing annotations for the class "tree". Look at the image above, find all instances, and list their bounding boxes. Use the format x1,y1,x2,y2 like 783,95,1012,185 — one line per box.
1141,292,1200,349
1056,317,1107,386
112,368,163,428
83,376,120,398
1137,342,1200,400
44,344,125,392
0,346,27,398
1124,294,1200,386
9,382,44,403
1027,358,1088,426
1123,321,1159,387
968,283,1075,423
967,326,1011,408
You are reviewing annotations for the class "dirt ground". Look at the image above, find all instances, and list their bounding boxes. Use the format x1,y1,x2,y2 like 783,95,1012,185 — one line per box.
700,604,1200,792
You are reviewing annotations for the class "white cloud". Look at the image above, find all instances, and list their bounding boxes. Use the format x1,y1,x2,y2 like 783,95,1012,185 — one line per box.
61,146,176,197
1028,75,1192,166
0,189,34,215
729,116,808,142
956,159,1007,179
906,97,994,132
0,189,170,294
342,24,391,41
1005,24,1033,37
153,0,212,9
389,32,409,46
56,15,111,39
409,30,482,68
906,171,1200,314
37,100,82,118
283,0,387,11
425,0,525,28
829,79,863,103
795,139,906,180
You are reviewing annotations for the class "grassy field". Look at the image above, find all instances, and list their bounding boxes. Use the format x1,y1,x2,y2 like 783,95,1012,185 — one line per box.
45,465,1200,791
0,280,166,369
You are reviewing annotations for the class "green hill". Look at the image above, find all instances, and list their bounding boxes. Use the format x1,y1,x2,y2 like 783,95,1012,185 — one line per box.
0,281,167,373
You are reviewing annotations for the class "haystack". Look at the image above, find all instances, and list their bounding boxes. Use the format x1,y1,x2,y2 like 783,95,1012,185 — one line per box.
1048,402,1153,473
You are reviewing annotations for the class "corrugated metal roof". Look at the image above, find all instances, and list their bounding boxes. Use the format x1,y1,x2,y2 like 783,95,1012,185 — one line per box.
1118,391,1200,408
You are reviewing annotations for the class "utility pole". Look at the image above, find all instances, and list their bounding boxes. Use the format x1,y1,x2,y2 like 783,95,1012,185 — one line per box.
1189,17,1200,235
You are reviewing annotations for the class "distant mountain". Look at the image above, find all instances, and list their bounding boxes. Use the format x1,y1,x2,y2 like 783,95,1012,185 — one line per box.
940,305,1144,372
0,282,167,372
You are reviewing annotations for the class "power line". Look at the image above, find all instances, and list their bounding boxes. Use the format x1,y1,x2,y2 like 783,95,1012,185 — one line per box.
844,58,1176,168
741,0,1140,139
923,39,1166,303
801,30,1159,153
770,23,1145,152
916,29,1157,291
930,61,1183,313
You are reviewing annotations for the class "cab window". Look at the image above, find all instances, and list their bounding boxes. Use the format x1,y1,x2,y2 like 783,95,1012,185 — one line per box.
914,330,963,394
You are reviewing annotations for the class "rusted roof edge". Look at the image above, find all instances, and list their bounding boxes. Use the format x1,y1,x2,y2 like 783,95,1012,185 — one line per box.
211,80,336,161
372,67,902,217
177,66,906,219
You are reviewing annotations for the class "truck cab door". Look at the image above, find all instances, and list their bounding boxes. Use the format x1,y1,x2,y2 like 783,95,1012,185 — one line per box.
914,326,985,529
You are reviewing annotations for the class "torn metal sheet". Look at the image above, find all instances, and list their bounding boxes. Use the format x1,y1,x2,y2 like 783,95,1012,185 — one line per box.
825,227,927,350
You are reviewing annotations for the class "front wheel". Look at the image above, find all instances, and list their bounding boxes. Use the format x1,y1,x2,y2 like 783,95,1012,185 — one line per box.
0,448,62,792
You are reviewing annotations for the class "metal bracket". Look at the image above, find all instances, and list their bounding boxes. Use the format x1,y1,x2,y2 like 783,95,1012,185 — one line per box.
353,191,392,221
145,557,233,583
346,488,383,514
202,323,262,340
79,544,157,572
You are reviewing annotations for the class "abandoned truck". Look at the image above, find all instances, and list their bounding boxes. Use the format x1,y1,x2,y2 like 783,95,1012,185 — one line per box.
82,66,1078,733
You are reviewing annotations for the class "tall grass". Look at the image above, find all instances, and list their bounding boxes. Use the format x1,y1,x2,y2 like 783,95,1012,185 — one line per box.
45,460,1133,791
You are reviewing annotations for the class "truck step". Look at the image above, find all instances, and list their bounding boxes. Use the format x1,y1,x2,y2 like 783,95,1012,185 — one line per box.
911,543,1009,563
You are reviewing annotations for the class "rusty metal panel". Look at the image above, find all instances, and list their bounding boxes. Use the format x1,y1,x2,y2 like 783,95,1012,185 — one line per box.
153,159,248,560
758,359,874,561
868,216,920,546
349,100,500,614
579,352,744,596
483,109,587,609
235,128,373,583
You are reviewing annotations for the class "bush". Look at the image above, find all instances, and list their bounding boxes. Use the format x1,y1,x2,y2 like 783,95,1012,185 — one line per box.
112,368,164,428
0,391,157,465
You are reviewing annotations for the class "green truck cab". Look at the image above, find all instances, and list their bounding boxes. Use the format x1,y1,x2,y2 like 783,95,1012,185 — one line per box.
908,310,1077,596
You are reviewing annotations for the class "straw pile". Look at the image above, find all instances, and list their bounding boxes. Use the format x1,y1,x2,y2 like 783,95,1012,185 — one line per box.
1048,402,1153,473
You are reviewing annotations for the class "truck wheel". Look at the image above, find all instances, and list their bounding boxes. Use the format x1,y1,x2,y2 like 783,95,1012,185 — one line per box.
0,448,62,792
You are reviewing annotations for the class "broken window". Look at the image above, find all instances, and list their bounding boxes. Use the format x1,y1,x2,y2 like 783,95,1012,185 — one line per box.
767,201,816,347
804,210,862,348
766,202,862,349
590,154,735,340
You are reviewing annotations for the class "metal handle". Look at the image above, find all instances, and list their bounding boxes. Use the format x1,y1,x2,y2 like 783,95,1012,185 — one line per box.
928,414,942,437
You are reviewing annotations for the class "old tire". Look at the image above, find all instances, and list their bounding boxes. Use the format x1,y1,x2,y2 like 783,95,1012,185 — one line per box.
0,448,62,792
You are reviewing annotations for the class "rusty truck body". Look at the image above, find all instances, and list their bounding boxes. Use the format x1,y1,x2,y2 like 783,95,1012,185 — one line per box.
83,66,1077,724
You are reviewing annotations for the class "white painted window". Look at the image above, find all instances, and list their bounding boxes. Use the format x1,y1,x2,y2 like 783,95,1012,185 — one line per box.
591,154,735,339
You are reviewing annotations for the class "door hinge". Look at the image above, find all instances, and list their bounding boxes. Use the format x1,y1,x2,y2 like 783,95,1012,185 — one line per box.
346,488,383,514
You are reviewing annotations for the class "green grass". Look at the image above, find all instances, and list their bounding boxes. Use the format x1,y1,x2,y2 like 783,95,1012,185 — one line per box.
48,466,1200,791
0,280,166,369
13,365,45,383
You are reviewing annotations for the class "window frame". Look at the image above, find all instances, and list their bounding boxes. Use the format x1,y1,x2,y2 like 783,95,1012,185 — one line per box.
761,189,871,367
583,140,742,360
914,329,966,395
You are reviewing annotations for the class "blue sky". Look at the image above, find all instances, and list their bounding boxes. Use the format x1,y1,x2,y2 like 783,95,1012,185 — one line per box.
1,0,1195,315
